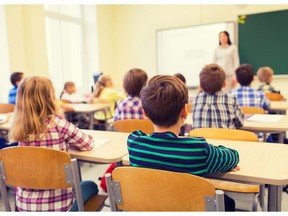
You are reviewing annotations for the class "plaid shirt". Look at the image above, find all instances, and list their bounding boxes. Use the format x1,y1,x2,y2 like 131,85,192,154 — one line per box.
113,96,144,121
16,115,94,211
229,86,271,110
192,91,244,129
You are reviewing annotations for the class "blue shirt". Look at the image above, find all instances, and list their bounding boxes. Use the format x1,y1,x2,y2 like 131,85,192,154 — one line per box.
229,86,271,110
8,86,18,104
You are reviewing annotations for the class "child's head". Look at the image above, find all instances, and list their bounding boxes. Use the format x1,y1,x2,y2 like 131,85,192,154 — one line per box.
199,64,226,94
64,81,76,94
9,76,58,142
10,72,24,87
123,68,148,97
235,64,254,86
257,66,274,84
173,73,186,84
140,75,188,127
93,74,113,97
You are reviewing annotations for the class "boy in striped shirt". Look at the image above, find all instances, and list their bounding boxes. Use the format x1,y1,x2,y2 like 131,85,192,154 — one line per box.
127,75,239,211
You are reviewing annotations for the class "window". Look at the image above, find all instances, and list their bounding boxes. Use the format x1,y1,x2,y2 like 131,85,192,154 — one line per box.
44,5,99,97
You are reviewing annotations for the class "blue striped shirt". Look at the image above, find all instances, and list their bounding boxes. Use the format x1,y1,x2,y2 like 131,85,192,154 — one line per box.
8,86,18,104
128,131,239,177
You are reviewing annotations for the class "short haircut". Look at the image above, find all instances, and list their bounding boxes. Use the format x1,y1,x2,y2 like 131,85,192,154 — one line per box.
64,81,75,90
123,68,148,97
257,66,274,83
140,75,188,127
10,72,24,86
200,64,226,94
235,64,254,86
173,73,186,84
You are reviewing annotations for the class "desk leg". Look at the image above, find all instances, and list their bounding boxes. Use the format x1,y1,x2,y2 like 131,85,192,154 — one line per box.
89,112,94,130
268,185,282,211
278,132,285,143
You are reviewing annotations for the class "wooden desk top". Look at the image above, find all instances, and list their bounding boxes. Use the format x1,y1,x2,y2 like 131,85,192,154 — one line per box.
269,101,288,111
69,130,129,164
122,138,288,186
185,113,288,132
64,103,110,113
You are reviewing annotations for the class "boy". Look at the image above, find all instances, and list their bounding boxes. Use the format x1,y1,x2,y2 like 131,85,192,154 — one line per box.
257,66,280,94
192,64,244,129
229,64,271,110
8,72,24,104
128,75,239,211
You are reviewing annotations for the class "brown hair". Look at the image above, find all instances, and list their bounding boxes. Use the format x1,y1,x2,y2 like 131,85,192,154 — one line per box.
200,64,226,94
140,75,188,127
9,76,58,142
123,68,148,97
235,64,254,86
174,73,186,84
10,72,24,86
257,66,274,83
92,74,112,97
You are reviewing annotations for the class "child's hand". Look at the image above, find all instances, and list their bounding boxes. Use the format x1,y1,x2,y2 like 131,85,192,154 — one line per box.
232,166,240,172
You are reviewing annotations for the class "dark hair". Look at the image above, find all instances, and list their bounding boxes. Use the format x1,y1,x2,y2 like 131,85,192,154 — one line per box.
140,75,188,127
200,64,226,94
173,73,186,84
219,31,232,45
60,81,75,98
10,72,24,86
123,68,148,97
235,64,254,86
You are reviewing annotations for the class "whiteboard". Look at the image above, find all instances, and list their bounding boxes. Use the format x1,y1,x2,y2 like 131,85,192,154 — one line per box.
157,22,235,88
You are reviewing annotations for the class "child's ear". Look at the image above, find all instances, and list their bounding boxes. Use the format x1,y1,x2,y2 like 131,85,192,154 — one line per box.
181,104,188,119
198,85,203,93
222,80,227,88
143,110,150,120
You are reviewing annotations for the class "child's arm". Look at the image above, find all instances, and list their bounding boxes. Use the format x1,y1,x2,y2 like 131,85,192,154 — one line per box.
260,93,271,110
233,97,244,128
56,116,95,150
205,143,239,174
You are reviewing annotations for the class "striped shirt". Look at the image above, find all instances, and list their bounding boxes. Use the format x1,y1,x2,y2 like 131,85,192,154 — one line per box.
16,115,94,211
114,96,144,121
128,131,239,177
229,86,271,110
258,83,280,94
192,91,244,129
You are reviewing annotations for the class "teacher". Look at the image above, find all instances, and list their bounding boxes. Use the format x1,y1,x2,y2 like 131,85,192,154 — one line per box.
213,31,239,92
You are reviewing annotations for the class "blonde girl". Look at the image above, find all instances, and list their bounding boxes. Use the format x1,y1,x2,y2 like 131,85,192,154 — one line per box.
9,76,98,211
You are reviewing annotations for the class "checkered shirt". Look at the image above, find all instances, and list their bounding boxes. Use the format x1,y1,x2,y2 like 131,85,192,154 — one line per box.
16,115,94,211
113,96,144,121
192,91,244,129
229,86,271,110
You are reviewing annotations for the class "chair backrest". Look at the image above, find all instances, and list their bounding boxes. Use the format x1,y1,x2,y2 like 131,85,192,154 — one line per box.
265,93,284,101
105,167,225,211
0,104,15,114
113,119,154,134
189,128,258,142
240,106,265,114
0,146,84,211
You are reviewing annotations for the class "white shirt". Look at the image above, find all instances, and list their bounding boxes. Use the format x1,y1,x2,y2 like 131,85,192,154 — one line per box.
214,44,239,76
61,92,89,103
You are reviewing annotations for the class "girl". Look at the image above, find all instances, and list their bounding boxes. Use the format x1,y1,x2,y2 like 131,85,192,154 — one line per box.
9,76,98,211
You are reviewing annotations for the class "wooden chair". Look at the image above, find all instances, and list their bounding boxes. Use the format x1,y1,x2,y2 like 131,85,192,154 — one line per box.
0,104,15,114
105,167,225,211
0,146,107,211
240,106,265,114
189,128,264,211
113,119,154,134
265,93,284,101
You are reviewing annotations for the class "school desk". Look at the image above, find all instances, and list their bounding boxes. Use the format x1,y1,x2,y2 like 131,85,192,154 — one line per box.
64,103,111,130
269,101,288,114
185,113,288,143
121,138,288,211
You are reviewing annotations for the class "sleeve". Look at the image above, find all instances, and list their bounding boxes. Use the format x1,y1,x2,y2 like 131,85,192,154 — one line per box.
260,93,271,110
205,143,239,174
57,116,95,151
233,96,244,128
113,100,120,121
232,45,240,71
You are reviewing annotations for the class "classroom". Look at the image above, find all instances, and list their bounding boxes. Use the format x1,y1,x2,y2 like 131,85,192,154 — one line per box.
1,3,288,212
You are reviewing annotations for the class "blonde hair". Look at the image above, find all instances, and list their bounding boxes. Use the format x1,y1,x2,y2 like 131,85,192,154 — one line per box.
60,81,75,98
9,76,58,142
257,66,274,83
92,74,112,97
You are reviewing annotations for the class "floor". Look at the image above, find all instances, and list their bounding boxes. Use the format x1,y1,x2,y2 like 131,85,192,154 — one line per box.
1,162,288,212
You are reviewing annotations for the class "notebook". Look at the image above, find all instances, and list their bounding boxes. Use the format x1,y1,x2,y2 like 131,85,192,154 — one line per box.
246,114,283,123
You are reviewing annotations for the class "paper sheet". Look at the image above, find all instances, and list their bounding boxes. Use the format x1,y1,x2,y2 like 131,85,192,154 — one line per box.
93,138,110,149
246,114,283,123
0,114,8,125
